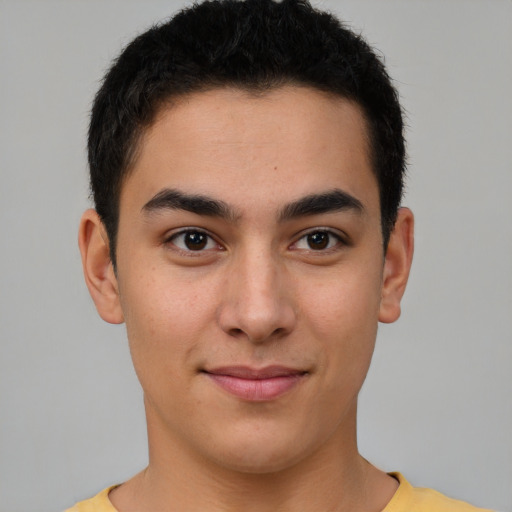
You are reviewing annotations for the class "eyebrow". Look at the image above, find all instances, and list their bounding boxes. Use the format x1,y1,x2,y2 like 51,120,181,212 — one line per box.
142,187,364,223
142,188,240,221
278,189,364,221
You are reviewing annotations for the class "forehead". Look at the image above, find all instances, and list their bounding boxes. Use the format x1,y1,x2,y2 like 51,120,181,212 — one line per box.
121,85,379,217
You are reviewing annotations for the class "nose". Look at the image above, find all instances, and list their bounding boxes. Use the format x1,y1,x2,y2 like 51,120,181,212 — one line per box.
217,249,297,343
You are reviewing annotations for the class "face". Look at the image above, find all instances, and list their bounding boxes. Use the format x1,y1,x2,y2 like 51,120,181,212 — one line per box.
90,86,408,474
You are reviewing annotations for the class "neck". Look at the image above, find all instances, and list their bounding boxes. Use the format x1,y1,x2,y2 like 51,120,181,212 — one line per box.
110,400,397,512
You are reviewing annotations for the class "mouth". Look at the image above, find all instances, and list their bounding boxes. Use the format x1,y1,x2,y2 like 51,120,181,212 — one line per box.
202,366,308,402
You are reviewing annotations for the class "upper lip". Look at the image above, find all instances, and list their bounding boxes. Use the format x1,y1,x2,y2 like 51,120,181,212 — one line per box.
203,365,307,379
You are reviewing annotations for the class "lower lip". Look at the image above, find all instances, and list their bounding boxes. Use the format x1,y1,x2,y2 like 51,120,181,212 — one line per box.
205,373,305,401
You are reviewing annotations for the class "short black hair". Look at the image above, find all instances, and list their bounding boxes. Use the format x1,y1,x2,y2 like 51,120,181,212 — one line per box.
88,0,406,266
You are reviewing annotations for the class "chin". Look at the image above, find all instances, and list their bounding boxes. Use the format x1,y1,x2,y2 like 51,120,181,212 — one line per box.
203,422,320,475
216,447,305,475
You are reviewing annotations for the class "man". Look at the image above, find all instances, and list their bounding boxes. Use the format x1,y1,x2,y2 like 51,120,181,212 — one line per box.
69,0,493,510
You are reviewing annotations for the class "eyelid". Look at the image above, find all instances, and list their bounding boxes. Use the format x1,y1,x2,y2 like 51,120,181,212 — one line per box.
164,227,224,253
290,227,348,251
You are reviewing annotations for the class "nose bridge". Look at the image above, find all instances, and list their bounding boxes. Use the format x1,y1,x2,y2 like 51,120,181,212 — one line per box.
242,247,278,310
218,241,296,342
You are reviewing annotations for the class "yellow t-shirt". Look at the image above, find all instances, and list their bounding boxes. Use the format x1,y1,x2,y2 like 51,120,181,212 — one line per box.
65,473,495,511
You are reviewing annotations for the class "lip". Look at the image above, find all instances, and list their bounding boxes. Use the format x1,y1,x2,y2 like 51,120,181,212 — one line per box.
203,366,308,401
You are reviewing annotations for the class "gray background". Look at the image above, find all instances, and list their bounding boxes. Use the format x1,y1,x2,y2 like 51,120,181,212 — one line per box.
1,1,511,511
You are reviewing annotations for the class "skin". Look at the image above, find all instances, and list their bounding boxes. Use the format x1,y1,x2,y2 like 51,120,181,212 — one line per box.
79,86,414,511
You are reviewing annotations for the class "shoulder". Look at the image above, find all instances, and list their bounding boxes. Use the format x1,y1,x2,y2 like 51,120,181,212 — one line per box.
64,486,119,512
384,473,495,512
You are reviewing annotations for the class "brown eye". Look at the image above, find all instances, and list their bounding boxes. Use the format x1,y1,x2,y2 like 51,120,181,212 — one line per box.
293,229,343,252
184,231,207,250
169,230,217,251
307,231,329,250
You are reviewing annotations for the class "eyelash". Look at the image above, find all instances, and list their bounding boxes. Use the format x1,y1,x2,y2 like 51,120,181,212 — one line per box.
164,227,347,255
165,229,222,254
291,229,346,252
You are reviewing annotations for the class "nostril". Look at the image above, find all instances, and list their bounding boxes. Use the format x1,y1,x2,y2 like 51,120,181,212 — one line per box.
217,291,297,343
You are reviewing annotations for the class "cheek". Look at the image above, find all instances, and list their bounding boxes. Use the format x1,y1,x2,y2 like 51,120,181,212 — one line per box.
122,265,213,330
303,260,382,329
300,261,382,377
118,269,219,386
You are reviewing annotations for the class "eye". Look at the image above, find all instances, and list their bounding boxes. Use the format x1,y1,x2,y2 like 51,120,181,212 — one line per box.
168,230,219,252
293,230,343,251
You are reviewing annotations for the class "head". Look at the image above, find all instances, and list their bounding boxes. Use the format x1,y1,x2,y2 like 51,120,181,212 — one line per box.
88,0,405,267
79,0,413,478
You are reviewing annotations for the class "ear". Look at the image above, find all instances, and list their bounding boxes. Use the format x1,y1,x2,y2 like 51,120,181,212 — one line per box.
78,209,124,324
378,207,414,323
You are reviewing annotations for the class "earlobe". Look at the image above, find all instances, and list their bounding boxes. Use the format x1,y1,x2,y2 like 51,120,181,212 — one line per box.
378,207,414,324
78,209,124,324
